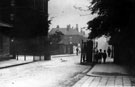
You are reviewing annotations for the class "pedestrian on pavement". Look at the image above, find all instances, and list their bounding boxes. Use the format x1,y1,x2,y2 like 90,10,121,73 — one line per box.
98,49,103,63
102,50,107,63
76,47,79,55
107,47,111,57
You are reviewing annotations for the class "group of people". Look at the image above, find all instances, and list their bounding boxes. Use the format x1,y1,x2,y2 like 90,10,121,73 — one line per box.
94,47,111,63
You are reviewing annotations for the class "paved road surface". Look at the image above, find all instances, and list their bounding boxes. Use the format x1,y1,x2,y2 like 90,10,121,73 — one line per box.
0,54,90,87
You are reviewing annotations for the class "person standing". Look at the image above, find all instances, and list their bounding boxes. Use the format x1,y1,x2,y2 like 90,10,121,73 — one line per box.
102,50,107,63
76,47,79,55
107,47,111,57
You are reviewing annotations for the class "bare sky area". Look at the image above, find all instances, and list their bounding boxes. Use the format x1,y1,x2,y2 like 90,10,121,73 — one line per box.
48,0,97,31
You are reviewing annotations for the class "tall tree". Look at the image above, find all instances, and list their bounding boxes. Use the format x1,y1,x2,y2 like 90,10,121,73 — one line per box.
88,0,134,39
49,31,64,44
87,0,135,64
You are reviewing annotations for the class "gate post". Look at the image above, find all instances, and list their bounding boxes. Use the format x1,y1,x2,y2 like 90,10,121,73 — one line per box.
86,40,93,63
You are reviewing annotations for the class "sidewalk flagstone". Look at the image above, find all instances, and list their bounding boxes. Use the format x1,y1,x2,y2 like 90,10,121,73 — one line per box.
72,64,134,87
87,64,128,76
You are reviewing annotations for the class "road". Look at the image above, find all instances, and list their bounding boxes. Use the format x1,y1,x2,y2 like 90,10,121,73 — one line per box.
0,54,90,87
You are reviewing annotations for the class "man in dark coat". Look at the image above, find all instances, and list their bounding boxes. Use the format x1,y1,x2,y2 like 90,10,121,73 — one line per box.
102,50,107,63
107,47,111,57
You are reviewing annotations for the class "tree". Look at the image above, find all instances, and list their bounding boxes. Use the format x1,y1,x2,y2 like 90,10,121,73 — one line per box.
49,31,64,44
88,0,134,38
87,0,135,64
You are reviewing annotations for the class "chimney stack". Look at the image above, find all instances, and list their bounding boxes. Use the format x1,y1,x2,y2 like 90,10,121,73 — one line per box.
67,24,71,31
81,29,83,34
83,31,85,35
76,24,78,31
56,25,60,28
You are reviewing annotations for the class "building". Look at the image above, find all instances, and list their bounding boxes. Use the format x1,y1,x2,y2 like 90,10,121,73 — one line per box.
49,24,87,54
0,0,49,60
0,0,13,60
0,27,11,60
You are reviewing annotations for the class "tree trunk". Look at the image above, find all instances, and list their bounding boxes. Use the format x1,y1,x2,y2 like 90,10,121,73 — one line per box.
113,44,120,64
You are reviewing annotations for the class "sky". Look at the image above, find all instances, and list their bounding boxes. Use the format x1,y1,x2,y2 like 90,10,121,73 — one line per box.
48,0,108,47
48,0,97,32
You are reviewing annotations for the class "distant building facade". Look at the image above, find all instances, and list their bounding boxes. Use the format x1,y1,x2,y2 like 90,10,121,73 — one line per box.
49,24,87,54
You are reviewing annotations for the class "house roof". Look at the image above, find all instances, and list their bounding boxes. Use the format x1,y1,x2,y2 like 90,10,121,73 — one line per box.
58,35,87,45
49,27,86,37
49,26,88,45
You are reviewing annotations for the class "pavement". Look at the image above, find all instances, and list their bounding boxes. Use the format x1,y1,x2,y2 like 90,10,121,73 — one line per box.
0,54,76,69
0,59,33,69
51,54,76,58
72,62,135,87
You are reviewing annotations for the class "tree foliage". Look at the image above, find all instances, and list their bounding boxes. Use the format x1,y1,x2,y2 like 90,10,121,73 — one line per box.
49,31,64,44
87,0,135,44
